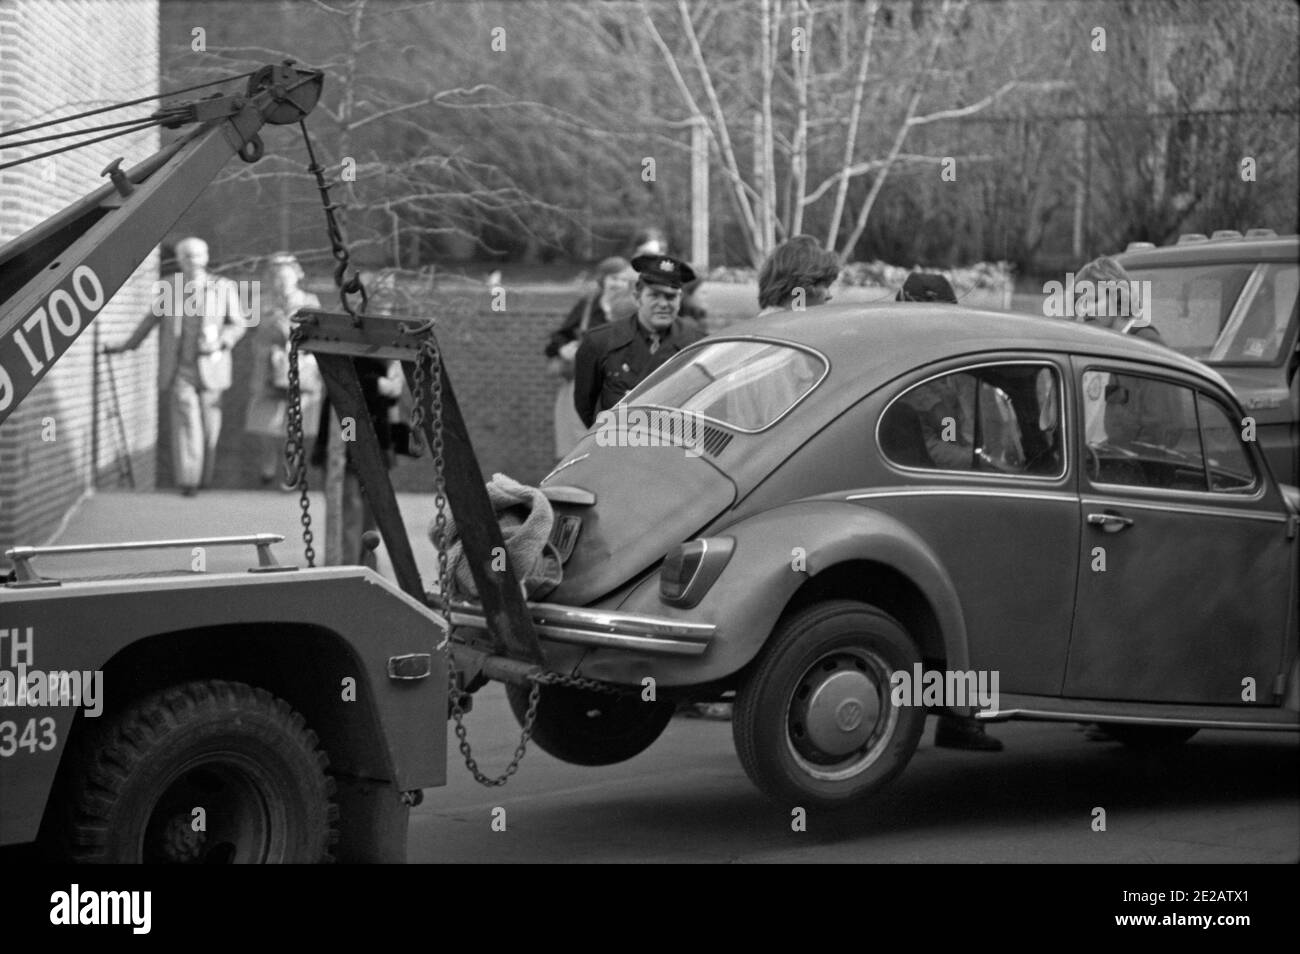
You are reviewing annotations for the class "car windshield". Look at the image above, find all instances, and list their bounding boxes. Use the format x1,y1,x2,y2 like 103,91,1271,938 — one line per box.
626,339,826,431
1125,262,1299,365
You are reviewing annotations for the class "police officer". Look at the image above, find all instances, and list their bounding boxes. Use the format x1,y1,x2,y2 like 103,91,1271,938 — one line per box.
573,253,705,428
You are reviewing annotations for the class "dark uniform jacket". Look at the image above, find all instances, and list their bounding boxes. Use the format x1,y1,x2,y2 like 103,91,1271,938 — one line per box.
573,315,705,427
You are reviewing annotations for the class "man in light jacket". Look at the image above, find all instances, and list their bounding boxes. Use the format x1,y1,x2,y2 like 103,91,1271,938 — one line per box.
108,237,248,496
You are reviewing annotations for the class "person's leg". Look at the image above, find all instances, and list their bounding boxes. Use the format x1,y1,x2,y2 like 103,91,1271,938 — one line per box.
934,713,1003,751
258,434,280,484
200,388,223,488
341,471,364,566
170,379,203,493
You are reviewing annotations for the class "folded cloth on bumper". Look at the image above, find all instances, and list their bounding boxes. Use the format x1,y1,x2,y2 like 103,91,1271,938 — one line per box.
431,472,563,600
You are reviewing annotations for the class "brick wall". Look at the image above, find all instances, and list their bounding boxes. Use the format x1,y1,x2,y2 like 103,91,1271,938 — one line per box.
0,0,160,556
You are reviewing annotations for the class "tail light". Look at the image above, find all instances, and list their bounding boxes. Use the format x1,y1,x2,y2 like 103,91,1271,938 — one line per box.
660,537,734,608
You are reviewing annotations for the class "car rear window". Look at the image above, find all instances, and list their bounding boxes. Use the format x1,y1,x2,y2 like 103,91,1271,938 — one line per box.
1124,262,1298,365
626,339,826,431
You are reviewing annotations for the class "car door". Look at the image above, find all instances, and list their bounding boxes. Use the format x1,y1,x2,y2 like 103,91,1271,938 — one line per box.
1064,357,1295,704
867,357,1080,695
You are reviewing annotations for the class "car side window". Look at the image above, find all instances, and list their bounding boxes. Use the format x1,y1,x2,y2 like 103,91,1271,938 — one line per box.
1196,393,1258,493
1081,370,1204,490
880,363,1064,477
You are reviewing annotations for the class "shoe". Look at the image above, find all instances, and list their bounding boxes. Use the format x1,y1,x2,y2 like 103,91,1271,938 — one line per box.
180,486,199,497
934,716,1003,752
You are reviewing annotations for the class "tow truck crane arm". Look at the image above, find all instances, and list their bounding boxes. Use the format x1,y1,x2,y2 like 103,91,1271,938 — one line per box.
0,62,323,426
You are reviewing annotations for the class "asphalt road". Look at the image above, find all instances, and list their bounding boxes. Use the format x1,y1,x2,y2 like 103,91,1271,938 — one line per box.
411,682,1299,863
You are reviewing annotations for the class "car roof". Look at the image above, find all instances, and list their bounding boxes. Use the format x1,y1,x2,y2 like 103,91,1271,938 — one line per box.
710,302,1227,395
1116,234,1298,268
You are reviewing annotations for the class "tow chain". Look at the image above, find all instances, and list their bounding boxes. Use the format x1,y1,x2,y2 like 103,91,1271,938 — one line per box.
284,326,314,567
285,121,625,789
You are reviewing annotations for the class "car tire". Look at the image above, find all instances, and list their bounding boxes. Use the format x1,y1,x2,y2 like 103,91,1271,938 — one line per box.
49,679,338,863
1104,724,1199,749
733,599,925,809
505,681,675,766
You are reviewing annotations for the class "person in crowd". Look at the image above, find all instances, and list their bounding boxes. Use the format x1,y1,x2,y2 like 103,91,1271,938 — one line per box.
1072,255,1165,342
757,235,841,315
894,270,1005,752
546,257,635,459
678,273,709,333
897,271,960,303
244,253,322,487
573,253,705,428
630,226,667,258
107,236,247,497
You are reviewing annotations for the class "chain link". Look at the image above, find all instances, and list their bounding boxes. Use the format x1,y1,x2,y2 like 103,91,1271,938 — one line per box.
409,332,547,785
284,325,315,568
299,119,366,319
290,117,624,784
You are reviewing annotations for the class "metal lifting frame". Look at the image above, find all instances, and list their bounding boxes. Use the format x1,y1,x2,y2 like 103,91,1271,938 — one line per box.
291,308,544,665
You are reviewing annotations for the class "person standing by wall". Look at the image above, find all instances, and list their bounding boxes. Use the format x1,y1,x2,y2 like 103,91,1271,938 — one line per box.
245,253,322,487
545,257,634,459
107,236,248,496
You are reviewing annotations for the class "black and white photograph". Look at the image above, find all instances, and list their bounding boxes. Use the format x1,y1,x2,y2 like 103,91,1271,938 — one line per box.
0,0,1297,913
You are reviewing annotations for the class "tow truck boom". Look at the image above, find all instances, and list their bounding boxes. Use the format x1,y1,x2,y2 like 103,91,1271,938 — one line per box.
0,62,323,426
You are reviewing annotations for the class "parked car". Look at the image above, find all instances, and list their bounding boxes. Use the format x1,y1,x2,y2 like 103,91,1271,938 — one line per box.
1116,230,1299,484
468,304,1300,809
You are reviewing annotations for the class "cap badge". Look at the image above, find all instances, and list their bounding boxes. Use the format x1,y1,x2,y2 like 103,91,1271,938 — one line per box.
659,260,674,272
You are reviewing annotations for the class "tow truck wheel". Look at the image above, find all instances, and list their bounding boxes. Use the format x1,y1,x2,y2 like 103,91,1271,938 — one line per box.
53,680,338,863
505,681,675,766
733,600,926,809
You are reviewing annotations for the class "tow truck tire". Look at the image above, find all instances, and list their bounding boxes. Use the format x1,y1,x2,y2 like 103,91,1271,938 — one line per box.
733,600,926,809
52,679,338,863
505,682,675,766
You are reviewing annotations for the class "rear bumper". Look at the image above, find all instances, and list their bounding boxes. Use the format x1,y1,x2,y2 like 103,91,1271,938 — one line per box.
448,599,715,657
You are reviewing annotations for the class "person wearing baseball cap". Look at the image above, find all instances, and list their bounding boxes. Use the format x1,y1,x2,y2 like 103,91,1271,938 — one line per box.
573,253,705,427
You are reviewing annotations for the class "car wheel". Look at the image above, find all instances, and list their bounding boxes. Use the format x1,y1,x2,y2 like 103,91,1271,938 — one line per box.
506,682,675,766
50,680,338,863
733,599,925,809
1104,724,1199,749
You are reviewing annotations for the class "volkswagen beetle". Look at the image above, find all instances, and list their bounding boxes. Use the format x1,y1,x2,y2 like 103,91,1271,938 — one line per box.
458,304,1300,808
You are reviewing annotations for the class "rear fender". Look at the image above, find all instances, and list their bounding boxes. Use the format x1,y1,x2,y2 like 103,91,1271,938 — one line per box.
579,500,969,687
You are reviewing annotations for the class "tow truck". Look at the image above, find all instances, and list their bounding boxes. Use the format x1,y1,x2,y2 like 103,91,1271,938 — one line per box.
0,62,698,862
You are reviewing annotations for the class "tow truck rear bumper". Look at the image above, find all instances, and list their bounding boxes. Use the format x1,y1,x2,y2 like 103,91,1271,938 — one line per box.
447,599,715,657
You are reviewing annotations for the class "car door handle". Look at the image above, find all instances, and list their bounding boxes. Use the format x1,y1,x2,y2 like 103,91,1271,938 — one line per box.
1087,512,1134,532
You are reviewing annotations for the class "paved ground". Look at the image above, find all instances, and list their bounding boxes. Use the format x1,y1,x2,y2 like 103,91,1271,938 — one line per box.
40,491,1300,863
415,683,1298,864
